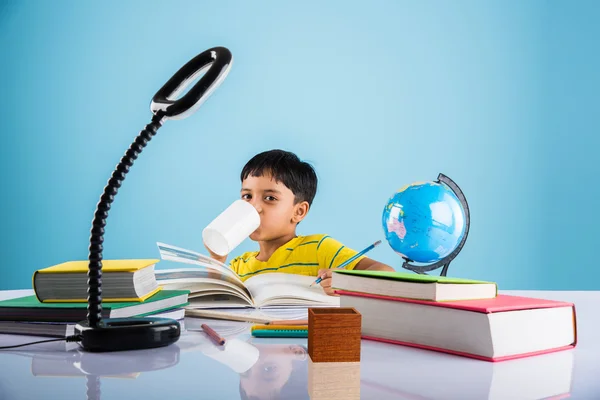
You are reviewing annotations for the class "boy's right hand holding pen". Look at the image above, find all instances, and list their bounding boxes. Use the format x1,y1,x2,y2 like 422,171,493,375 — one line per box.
312,240,382,295
316,268,341,296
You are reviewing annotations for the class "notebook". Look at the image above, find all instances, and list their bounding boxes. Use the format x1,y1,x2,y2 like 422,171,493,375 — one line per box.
332,269,497,301
32,259,161,302
338,291,577,362
155,242,339,309
0,290,189,323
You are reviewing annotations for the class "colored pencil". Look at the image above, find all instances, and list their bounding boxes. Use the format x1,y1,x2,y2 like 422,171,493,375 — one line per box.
266,319,308,326
201,323,226,346
252,324,308,331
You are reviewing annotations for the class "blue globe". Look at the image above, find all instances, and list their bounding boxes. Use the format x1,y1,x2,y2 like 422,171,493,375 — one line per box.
382,181,467,264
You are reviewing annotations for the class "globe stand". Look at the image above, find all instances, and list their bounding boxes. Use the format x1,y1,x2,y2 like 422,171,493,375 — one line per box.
400,173,470,277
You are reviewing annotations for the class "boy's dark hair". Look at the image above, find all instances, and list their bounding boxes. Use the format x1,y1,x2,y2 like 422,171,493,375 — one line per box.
241,150,318,206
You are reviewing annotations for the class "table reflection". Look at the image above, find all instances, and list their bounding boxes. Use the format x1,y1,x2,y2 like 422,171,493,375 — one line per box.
360,342,575,400
1,316,576,400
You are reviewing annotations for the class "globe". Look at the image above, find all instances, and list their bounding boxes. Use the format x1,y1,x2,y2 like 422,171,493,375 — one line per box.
382,180,467,264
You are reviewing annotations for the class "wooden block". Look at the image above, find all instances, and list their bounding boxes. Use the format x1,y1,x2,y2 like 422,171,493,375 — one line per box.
308,307,361,362
307,359,360,399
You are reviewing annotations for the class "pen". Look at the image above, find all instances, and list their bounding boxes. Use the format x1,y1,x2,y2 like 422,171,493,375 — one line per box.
201,323,226,346
310,240,382,287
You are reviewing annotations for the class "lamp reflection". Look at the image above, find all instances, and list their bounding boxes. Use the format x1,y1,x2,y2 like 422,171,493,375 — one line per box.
20,345,180,400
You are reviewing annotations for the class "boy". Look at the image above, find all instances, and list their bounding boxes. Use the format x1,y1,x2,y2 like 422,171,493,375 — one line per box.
206,149,394,295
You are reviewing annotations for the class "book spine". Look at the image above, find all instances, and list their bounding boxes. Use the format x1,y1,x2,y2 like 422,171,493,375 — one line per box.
32,271,44,302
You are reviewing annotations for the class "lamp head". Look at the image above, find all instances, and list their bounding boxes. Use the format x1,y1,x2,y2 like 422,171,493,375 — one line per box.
151,47,232,121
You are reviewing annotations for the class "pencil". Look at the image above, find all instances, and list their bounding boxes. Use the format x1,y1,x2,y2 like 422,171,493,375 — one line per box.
252,324,308,331
185,309,273,324
201,323,226,346
310,240,382,287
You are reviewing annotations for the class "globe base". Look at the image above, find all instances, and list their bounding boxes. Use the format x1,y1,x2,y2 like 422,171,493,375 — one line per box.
401,258,451,277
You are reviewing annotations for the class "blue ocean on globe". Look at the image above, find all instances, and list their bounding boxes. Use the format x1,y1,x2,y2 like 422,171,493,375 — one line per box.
382,181,467,264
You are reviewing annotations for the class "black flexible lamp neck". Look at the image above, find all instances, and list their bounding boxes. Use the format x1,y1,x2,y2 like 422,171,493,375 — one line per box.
86,113,165,328
85,47,232,330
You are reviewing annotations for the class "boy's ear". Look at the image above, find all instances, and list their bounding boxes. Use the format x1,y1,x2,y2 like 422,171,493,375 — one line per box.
292,201,310,224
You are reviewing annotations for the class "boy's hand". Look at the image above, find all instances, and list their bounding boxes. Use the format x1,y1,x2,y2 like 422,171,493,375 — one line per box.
204,241,227,264
317,269,339,296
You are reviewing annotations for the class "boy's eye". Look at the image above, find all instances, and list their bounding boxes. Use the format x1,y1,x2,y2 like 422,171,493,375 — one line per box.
265,196,277,201
241,194,251,200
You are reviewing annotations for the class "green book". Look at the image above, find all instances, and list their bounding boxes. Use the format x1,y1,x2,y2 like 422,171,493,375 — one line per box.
0,289,189,322
331,270,497,302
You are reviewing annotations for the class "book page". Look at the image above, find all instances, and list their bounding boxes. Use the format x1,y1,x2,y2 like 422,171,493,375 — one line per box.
155,268,245,290
154,271,252,304
187,295,254,309
244,273,340,308
184,308,308,323
157,242,242,283
161,280,253,304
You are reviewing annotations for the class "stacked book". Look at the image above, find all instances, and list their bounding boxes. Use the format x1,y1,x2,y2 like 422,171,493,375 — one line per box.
0,259,189,337
331,270,577,362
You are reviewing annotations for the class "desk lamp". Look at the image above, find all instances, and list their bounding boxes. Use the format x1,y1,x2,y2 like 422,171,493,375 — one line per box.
74,47,232,352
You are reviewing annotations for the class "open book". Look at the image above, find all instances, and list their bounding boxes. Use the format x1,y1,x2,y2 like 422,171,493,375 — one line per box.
155,242,339,309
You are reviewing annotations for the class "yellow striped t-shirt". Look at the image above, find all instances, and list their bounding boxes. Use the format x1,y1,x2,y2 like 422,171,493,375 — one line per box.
229,234,366,281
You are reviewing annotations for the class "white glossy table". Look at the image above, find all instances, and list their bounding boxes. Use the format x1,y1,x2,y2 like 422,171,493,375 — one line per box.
0,290,598,399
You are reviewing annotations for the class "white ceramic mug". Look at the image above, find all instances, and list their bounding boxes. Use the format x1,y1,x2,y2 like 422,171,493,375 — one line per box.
202,199,260,256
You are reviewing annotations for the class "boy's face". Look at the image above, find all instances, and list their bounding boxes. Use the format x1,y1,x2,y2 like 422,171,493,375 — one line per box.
239,344,307,399
241,174,307,241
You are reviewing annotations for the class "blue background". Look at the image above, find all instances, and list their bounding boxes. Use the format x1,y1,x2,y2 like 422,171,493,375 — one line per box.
0,0,598,290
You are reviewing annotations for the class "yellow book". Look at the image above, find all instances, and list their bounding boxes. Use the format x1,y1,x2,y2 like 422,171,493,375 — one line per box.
36,259,159,274
33,259,161,303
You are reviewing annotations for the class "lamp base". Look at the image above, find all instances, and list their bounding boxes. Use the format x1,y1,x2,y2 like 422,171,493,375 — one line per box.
75,317,180,352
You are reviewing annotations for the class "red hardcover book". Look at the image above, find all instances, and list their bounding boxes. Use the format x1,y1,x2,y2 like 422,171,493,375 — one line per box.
336,290,577,362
